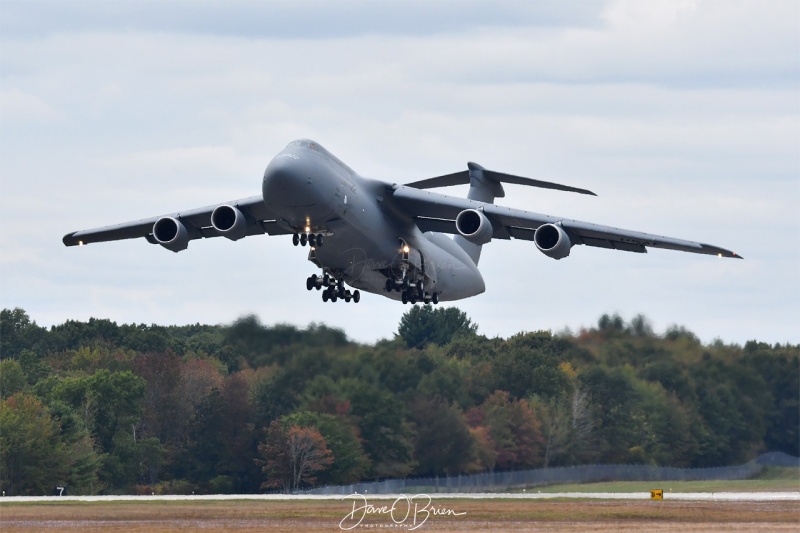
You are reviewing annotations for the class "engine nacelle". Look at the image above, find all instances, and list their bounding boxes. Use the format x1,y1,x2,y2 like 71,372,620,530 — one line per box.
534,223,572,259
455,209,493,245
211,205,248,241
153,217,189,253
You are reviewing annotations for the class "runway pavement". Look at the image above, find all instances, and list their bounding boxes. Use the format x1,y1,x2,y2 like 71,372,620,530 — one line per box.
2,491,798,503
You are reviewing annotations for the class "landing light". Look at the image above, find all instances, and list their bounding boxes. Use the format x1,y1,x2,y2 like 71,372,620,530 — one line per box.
305,225,311,233
79,241,84,246
717,253,722,258
402,245,410,254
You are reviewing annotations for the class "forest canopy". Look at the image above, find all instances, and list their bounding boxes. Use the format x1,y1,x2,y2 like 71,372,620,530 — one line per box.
1,307,797,495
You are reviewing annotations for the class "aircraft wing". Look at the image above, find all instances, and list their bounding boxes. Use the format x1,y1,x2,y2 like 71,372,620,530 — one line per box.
389,185,741,258
63,195,291,248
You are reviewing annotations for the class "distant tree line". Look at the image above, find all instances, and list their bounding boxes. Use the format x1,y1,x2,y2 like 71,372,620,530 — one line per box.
0,306,797,495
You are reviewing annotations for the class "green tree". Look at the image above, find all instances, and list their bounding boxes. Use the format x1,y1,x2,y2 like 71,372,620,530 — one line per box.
0,308,47,358
408,397,475,476
579,366,646,463
0,393,64,495
0,359,26,399
397,306,477,349
181,372,258,492
341,379,415,479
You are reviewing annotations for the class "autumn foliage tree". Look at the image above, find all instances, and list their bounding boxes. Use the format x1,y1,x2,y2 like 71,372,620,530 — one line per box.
1,307,797,495
256,420,334,492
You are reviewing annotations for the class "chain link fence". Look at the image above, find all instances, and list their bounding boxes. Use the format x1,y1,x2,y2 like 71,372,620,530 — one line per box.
298,452,799,495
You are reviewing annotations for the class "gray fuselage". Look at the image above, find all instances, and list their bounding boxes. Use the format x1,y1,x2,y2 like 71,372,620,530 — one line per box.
261,140,485,302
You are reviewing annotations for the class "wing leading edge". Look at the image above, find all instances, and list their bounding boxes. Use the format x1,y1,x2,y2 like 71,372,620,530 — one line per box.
62,196,291,248
391,185,741,259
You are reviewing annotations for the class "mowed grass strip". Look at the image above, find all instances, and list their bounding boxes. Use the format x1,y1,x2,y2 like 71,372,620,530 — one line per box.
0,499,798,532
526,467,800,493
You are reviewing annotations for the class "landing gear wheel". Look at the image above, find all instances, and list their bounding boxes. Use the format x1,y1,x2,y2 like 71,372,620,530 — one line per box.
353,290,361,303
331,294,338,303
385,279,393,292
322,291,329,302
432,292,439,305
300,233,308,246
308,233,316,247
344,291,352,303
401,291,408,304
316,234,324,247
323,274,330,287
306,276,315,291
416,280,424,292
292,233,300,246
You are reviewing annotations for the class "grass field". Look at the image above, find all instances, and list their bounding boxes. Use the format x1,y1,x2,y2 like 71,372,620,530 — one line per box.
528,467,800,494
400,466,800,495
1,498,799,532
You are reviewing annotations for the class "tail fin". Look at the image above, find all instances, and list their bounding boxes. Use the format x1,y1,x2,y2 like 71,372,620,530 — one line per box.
408,163,596,265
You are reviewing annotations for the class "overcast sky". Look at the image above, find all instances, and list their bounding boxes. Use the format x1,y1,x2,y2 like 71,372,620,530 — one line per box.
1,0,798,345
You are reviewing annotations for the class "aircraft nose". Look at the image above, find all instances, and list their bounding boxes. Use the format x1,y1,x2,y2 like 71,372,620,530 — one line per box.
262,153,311,207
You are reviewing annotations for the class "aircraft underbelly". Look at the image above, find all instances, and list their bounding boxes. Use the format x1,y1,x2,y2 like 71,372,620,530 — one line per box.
310,222,484,302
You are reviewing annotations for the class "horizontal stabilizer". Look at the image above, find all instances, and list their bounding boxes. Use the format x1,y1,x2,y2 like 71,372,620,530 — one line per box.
406,162,596,196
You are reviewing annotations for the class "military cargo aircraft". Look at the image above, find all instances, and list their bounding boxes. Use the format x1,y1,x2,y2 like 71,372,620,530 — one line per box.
63,139,740,305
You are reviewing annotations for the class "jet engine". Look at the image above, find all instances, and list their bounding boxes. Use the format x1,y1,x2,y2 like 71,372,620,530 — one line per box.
211,205,248,241
153,217,189,252
534,223,572,259
455,209,493,245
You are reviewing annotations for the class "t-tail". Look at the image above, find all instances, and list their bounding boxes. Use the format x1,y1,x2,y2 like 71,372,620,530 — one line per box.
406,163,596,265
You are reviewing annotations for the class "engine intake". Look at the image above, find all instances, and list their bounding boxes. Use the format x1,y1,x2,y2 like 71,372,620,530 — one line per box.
455,209,493,245
534,223,572,259
211,205,248,241
153,217,189,253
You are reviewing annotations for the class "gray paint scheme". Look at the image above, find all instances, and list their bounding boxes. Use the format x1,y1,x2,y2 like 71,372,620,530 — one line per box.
63,139,741,303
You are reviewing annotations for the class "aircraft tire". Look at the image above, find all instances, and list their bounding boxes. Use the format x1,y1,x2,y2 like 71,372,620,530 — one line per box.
308,233,316,247
401,292,408,304
316,234,324,247
385,279,393,292
292,233,300,246
322,291,329,302
353,290,361,303
432,292,439,305
300,233,308,246
306,277,314,291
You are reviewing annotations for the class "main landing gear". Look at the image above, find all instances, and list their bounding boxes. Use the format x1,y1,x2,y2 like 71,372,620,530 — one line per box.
306,273,360,303
385,277,439,305
293,232,324,247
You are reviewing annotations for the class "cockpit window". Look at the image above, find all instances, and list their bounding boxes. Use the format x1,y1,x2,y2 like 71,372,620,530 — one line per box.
287,139,320,152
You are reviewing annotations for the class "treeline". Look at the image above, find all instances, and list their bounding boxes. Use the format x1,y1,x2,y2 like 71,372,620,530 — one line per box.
0,307,797,495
